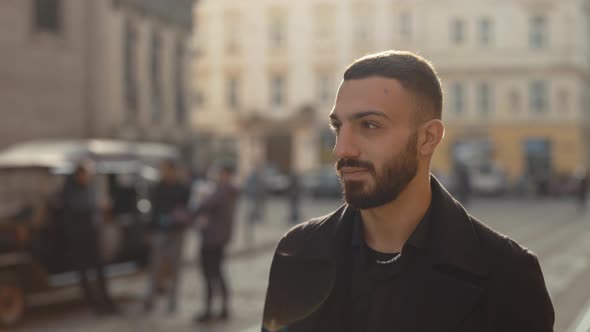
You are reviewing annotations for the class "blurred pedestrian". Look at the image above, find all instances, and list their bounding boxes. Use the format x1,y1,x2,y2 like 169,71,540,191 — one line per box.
578,170,588,213
262,51,554,331
192,162,239,323
143,160,190,313
61,160,117,315
246,166,267,224
287,173,301,224
244,166,267,245
453,161,471,206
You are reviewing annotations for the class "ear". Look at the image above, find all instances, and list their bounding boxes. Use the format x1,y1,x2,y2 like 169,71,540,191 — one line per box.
418,119,445,156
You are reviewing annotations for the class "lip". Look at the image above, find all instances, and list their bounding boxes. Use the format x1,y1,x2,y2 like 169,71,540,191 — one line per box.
339,167,370,180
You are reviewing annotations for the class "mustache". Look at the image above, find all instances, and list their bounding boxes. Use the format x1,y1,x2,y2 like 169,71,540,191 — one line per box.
336,158,375,171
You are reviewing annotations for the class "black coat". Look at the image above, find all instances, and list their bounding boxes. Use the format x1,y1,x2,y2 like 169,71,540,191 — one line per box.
262,176,554,332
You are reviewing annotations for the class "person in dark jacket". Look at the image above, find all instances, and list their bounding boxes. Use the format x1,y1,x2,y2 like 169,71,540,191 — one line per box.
453,161,471,206
192,162,239,323
286,173,301,224
61,160,117,314
262,51,554,332
244,166,267,246
143,160,190,313
578,169,588,213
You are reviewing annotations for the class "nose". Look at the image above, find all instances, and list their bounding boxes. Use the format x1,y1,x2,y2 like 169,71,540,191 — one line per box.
332,127,361,160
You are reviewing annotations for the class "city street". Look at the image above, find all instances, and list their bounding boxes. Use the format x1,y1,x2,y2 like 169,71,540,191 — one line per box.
12,196,590,332
4,1,590,332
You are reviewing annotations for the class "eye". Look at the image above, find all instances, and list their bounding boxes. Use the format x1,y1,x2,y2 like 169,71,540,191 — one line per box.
361,121,379,129
329,122,341,133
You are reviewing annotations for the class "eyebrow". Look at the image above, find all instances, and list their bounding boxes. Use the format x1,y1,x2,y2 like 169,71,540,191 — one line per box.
329,110,390,122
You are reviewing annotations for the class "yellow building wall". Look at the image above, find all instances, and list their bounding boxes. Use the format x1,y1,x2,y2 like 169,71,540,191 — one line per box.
432,124,585,180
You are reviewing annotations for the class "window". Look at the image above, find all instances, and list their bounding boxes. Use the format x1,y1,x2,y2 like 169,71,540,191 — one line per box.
224,10,240,54
451,83,465,114
269,9,287,50
353,1,374,50
192,88,206,107
313,4,335,47
509,89,521,114
227,76,240,109
478,18,493,45
400,12,412,40
150,32,162,121
477,83,492,115
34,0,60,33
317,74,333,105
123,19,138,121
450,19,465,44
195,14,208,57
270,74,285,108
530,16,548,49
354,20,371,48
558,89,569,114
530,80,548,113
175,40,186,124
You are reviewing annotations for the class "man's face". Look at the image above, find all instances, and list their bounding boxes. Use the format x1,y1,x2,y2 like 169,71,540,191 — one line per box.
76,167,94,186
330,77,420,209
159,163,177,182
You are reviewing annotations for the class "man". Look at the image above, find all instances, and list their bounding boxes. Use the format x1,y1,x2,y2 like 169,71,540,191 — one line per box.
578,169,588,213
286,173,301,224
144,160,190,313
262,51,554,331
244,165,267,245
192,162,239,323
61,160,117,314
453,160,472,206
245,164,267,224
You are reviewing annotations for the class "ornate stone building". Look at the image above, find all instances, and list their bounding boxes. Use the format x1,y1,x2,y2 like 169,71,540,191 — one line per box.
0,0,197,164
193,0,590,185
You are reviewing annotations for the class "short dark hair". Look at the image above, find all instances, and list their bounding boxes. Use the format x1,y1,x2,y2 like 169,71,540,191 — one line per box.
343,50,443,122
215,158,236,174
220,163,236,174
74,159,94,175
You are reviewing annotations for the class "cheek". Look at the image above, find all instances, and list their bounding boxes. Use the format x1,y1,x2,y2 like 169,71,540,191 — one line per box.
367,139,403,159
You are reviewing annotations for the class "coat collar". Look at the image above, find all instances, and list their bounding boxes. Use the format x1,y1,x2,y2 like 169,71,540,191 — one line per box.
292,175,488,278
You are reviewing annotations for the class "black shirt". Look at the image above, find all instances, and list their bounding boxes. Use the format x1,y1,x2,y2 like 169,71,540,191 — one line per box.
150,181,190,231
349,206,432,332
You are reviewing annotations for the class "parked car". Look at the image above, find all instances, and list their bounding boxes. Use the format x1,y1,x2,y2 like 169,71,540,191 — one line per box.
0,139,179,326
301,166,342,198
261,166,290,194
469,163,507,196
434,163,507,197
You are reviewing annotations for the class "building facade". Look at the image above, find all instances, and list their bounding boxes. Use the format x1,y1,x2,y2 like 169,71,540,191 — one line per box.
193,0,590,187
0,0,196,163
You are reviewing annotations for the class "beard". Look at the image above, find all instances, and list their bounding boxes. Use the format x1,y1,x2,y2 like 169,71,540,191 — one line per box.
336,132,419,209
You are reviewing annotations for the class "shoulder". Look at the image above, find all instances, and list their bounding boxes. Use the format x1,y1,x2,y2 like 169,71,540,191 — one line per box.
469,215,537,268
469,217,554,327
469,215,550,300
274,207,345,257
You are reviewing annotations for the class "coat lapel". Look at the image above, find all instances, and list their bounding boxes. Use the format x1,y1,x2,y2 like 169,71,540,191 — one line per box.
398,258,484,331
397,177,489,331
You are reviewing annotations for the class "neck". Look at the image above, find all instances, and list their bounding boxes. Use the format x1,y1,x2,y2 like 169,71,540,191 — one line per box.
360,169,431,253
